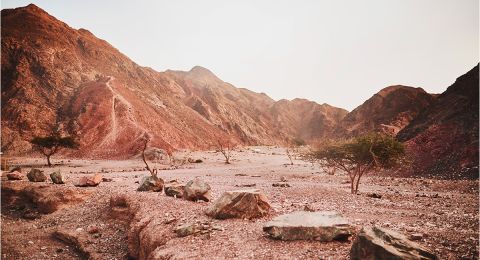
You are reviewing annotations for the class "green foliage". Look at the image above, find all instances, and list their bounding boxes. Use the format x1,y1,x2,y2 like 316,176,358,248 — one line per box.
31,136,79,150
312,133,405,194
30,134,79,166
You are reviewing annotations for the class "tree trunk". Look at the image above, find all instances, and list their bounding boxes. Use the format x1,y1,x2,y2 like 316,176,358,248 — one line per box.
47,154,52,167
355,175,362,194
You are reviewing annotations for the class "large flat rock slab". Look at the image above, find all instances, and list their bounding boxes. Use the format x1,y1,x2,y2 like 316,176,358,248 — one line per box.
206,189,272,219
263,211,353,241
350,226,438,260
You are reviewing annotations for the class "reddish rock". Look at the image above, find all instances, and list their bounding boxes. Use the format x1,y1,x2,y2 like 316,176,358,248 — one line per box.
76,174,102,187
6,171,23,180
206,189,272,219
184,178,211,202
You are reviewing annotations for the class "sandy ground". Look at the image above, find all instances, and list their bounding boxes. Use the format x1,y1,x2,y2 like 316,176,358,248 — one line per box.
1,146,478,259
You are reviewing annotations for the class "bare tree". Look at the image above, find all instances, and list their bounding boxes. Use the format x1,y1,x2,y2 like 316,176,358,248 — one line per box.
215,138,237,164
141,135,158,177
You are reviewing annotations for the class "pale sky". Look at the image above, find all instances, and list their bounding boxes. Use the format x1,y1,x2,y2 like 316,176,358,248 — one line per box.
2,0,478,110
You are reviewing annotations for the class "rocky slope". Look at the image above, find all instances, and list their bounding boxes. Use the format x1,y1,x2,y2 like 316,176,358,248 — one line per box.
397,64,479,179
1,4,347,158
333,85,437,137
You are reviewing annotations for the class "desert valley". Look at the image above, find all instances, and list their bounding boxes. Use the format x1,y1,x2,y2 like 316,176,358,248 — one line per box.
1,3,479,260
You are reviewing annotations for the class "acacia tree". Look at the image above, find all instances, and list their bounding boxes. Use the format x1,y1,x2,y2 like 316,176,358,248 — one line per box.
31,134,79,167
313,133,405,194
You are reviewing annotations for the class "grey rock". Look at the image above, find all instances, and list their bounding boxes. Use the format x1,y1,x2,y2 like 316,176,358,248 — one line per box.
184,178,211,202
350,226,438,260
50,171,65,184
137,176,164,192
206,189,272,219
263,211,353,241
165,182,185,198
27,169,47,182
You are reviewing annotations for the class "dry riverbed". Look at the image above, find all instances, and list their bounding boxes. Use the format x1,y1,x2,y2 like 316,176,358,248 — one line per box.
1,146,478,259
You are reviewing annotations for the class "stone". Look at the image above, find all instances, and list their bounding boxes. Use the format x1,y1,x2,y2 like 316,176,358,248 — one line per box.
175,223,199,237
263,211,353,241
50,171,65,184
102,177,113,182
272,182,291,188
27,169,47,182
367,193,382,199
164,182,185,198
137,175,164,192
76,174,103,187
350,226,438,260
206,189,272,219
7,171,23,180
410,233,424,241
184,178,211,202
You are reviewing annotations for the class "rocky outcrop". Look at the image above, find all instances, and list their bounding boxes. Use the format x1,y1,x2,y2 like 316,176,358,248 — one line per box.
334,86,436,138
53,228,103,260
206,189,272,219
397,65,479,179
27,168,47,182
184,178,211,202
1,182,91,214
263,211,353,241
350,226,437,260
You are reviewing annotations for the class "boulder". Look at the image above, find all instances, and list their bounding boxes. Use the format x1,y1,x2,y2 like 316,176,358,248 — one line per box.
50,171,65,184
27,169,47,182
350,226,438,260
206,189,272,219
7,171,23,180
263,211,353,241
184,178,211,202
76,174,102,187
137,175,164,192
164,181,185,198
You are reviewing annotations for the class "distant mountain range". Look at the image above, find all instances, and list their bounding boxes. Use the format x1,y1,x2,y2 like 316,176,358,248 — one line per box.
1,4,478,178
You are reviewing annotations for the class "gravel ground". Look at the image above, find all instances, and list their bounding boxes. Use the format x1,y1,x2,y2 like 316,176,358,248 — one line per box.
1,146,478,259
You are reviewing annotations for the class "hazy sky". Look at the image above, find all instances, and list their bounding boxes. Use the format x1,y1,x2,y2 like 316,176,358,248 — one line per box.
2,0,478,110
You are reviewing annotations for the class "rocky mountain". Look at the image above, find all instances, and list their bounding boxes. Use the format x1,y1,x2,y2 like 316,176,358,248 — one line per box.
1,4,347,158
397,64,479,179
334,85,437,137
270,99,348,142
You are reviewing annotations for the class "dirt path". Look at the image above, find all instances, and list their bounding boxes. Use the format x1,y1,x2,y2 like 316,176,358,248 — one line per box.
1,147,478,259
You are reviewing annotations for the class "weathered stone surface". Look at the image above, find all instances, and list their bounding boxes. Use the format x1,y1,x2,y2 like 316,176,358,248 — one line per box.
164,182,185,198
263,211,353,241
184,178,211,202
2,182,91,214
53,229,103,260
50,171,64,184
76,174,103,187
206,189,272,219
174,223,199,237
7,171,23,180
27,168,47,182
350,226,438,260
137,176,164,192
